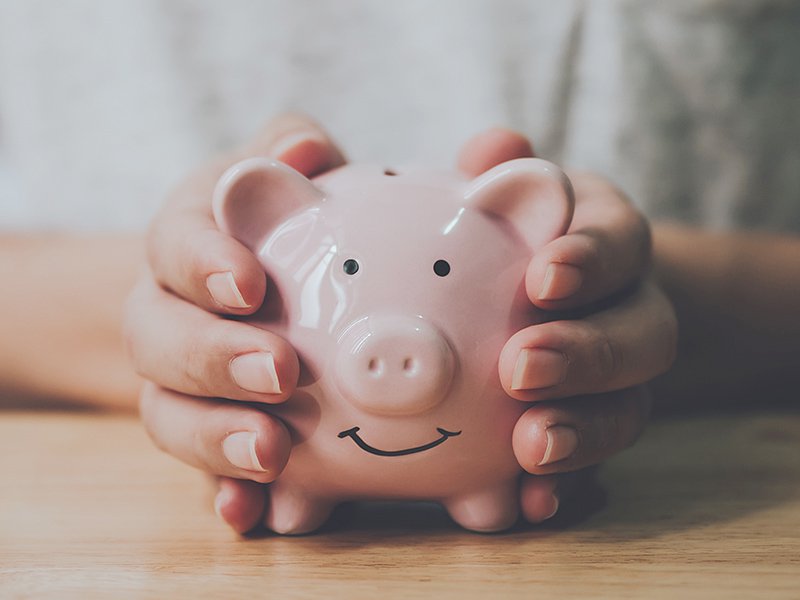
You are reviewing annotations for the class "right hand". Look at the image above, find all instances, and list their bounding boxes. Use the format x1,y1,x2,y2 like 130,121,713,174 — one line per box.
124,114,346,532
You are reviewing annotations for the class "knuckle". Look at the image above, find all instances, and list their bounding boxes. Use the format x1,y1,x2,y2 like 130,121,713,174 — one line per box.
121,306,147,376
121,311,140,367
568,170,614,195
183,326,221,397
138,385,167,452
593,327,623,385
618,394,641,446
145,211,175,279
179,230,207,285
646,288,680,376
630,389,653,443
634,213,653,262
194,401,236,464
589,405,623,453
611,390,650,451
185,228,233,300
191,422,208,465
183,319,243,397
151,213,219,298
249,410,278,439
120,279,169,379
613,389,651,451
661,306,680,373
623,210,653,270
145,214,163,263
576,232,604,271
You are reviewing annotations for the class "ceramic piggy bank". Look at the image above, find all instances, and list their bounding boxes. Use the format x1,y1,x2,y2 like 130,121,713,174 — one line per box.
213,157,574,533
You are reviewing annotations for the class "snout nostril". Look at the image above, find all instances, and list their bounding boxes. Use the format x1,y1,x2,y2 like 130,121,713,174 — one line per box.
368,357,383,377
402,357,418,375
336,316,455,415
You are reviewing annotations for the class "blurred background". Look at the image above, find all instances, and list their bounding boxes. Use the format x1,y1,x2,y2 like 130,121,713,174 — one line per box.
1,0,798,233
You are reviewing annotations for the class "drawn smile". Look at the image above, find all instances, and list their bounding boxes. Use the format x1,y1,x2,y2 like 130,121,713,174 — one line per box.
337,427,462,457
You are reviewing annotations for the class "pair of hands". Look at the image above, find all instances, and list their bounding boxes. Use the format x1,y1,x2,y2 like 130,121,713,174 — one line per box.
125,115,676,533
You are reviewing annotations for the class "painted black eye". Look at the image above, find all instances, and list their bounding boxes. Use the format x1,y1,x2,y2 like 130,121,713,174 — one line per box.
433,259,451,277
343,258,360,275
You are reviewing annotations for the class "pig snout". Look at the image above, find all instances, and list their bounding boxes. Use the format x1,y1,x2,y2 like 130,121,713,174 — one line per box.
334,315,455,416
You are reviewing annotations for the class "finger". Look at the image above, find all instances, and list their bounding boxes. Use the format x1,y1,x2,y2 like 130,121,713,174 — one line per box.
457,127,535,177
214,477,267,534
512,387,651,476
526,173,652,309
519,468,595,524
246,112,347,177
499,280,677,402
139,382,291,484
125,276,299,403
147,113,346,316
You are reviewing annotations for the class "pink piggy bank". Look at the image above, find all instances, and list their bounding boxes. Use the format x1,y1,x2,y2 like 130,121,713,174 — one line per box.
213,157,574,534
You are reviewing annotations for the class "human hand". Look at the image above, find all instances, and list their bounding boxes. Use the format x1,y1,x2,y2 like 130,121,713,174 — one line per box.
128,121,675,533
125,114,346,532
460,129,676,522
212,129,674,532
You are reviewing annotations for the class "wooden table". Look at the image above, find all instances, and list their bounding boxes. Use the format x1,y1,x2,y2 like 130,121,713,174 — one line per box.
1,409,798,599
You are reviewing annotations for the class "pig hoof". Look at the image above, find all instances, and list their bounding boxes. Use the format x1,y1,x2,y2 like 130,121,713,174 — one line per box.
444,484,519,532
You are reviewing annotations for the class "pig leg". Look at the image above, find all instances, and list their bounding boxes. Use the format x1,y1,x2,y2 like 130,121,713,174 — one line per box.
264,481,334,535
443,479,520,532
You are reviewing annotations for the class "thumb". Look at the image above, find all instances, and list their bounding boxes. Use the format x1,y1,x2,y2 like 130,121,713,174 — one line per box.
245,113,347,177
457,127,535,177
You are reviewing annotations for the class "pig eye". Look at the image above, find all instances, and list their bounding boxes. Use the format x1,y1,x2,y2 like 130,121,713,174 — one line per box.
343,258,360,275
433,259,451,277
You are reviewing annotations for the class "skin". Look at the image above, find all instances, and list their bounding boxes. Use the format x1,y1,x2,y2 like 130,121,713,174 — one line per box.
126,115,675,531
0,234,142,410
4,115,797,532
651,226,800,411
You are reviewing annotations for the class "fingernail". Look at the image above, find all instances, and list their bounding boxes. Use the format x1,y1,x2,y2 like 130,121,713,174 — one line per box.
538,426,579,466
206,271,250,309
539,263,583,301
511,348,567,390
213,488,228,519
222,431,267,472
543,494,560,520
230,351,282,394
270,130,325,158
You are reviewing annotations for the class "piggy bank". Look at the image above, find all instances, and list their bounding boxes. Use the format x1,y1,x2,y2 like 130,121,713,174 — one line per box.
213,157,574,533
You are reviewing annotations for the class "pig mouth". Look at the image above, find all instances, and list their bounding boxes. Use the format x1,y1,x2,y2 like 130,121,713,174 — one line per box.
337,426,461,457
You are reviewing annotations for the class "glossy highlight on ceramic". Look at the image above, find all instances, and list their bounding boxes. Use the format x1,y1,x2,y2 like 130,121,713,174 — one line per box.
213,156,574,533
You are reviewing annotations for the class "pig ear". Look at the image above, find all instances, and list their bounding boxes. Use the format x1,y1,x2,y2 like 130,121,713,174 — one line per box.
464,158,574,252
212,157,324,251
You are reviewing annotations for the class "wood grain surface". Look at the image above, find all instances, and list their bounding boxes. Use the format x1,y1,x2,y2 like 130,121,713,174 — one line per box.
1,409,798,599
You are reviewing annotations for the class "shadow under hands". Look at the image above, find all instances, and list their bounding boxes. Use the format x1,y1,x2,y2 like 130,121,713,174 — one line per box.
570,408,800,541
